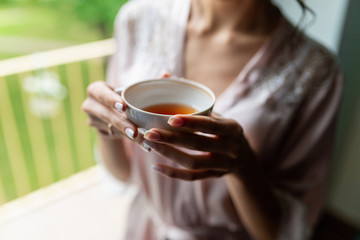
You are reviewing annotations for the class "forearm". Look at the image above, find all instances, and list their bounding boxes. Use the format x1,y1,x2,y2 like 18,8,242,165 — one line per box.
226,168,282,240
97,132,131,182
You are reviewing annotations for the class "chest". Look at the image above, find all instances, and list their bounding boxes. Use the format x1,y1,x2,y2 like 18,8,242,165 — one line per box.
183,33,265,97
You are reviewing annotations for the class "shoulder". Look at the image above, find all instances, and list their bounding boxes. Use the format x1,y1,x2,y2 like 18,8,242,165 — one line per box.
113,0,185,49
298,34,342,98
282,28,344,112
271,19,343,95
110,0,188,83
285,21,342,86
114,0,176,27
300,34,340,74
257,19,343,112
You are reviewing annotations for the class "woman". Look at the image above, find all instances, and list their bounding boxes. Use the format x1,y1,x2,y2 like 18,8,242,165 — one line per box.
82,0,343,239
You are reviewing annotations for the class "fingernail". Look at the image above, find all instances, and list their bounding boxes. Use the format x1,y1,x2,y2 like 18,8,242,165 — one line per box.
152,164,164,173
125,128,134,139
168,116,184,127
144,130,161,141
115,102,124,112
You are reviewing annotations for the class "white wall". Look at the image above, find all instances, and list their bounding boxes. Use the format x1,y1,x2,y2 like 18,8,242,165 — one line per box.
273,0,349,53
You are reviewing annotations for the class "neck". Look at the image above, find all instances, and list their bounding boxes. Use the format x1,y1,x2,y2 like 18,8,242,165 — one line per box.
190,0,280,35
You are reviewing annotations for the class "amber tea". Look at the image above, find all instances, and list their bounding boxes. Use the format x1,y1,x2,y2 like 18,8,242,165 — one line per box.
120,78,215,130
142,103,196,115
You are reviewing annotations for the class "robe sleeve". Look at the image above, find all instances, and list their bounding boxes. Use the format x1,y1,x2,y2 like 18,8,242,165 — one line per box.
273,71,343,240
106,5,131,88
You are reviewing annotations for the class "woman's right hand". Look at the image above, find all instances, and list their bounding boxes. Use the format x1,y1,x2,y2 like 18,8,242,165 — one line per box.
81,81,138,141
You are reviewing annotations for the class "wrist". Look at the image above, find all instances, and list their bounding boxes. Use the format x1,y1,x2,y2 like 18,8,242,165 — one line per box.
230,167,259,188
232,149,260,182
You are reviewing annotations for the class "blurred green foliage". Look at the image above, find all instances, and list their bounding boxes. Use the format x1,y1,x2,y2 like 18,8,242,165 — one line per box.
0,0,128,37
0,6,103,59
59,0,128,37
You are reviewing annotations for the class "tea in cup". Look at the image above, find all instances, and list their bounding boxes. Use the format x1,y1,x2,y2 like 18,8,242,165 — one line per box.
117,78,215,130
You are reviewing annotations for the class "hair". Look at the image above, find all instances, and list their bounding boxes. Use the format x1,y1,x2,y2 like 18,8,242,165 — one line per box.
295,0,316,28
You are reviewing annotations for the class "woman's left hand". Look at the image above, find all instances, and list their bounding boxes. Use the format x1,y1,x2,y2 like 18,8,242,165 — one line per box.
143,114,257,181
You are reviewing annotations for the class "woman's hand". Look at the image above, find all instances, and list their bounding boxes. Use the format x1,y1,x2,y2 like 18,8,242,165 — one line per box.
81,81,138,141
82,72,170,143
143,114,258,181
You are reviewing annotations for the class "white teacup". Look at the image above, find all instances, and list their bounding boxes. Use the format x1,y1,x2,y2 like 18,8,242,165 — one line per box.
117,78,215,131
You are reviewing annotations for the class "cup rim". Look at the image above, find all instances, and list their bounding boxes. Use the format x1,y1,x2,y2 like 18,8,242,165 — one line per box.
121,77,216,117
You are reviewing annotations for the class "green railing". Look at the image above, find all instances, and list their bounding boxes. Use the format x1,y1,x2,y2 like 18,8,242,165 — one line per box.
0,39,115,204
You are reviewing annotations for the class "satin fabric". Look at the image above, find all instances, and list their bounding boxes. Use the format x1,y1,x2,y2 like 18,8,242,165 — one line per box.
105,0,343,239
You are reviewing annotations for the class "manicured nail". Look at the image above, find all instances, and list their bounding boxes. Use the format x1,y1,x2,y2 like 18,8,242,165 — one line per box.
151,165,164,173
168,116,184,127
115,102,124,112
144,130,161,141
125,128,134,139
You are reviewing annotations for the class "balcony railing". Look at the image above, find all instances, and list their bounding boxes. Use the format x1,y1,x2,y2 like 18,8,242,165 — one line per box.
0,39,116,204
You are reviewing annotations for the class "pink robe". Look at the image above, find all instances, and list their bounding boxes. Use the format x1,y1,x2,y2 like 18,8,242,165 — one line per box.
106,0,343,239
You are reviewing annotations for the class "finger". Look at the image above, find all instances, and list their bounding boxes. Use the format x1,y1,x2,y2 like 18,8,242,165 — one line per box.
82,97,116,124
82,98,137,139
87,115,115,137
90,113,145,145
167,115,242,136
87,115,108,132
88,114,138,140
86,81,126,112
144,140,233,171
144,128,232,155
152,164,227,181
87,115,122,136
211,112,222,118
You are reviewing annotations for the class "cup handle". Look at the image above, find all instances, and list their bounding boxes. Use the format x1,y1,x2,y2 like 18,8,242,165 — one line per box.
114,87,124,95
138,128,147,135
